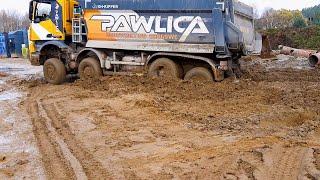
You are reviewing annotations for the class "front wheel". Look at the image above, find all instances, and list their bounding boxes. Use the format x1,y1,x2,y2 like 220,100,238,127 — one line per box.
78,57,103,79
184,67,214,82
43,58,66,85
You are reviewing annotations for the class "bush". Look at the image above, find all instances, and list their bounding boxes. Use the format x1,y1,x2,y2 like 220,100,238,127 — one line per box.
293,17,307,28
262,26,320,50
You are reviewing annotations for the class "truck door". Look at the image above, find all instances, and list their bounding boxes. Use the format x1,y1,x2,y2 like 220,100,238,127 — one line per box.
29,0,64,41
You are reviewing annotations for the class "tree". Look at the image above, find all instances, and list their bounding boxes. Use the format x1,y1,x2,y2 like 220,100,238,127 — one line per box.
292,11,308,28
258,8,277,29
302,5,320,25
293,17,307,28
0,10,29,32
273,9,295,28
256,8,310,30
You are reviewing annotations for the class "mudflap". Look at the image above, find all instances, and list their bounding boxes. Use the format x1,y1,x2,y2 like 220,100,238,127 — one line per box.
220,58,242,79
30,53,41,66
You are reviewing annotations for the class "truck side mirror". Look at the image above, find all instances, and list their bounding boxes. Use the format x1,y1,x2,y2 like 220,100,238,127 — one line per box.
29,1,34,21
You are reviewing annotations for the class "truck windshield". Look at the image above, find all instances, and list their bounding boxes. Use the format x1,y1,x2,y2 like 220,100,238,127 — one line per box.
34,2,51,22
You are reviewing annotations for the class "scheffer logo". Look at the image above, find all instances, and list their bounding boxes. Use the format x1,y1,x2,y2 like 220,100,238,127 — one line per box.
91,15,210,42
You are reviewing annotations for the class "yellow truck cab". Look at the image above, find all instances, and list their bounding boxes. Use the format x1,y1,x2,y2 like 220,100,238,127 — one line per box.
29,0,76,63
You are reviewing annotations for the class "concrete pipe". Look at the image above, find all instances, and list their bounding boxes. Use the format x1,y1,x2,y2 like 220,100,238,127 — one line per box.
280,46,294,55
292,49,316,58
309,53,320,67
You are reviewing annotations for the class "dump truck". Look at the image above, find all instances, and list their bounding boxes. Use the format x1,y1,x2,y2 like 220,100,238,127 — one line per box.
28,0,262,84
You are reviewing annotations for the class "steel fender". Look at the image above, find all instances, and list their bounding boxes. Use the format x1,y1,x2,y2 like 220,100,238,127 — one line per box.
146,52,224,81
39,41,70,53
76,48,107,68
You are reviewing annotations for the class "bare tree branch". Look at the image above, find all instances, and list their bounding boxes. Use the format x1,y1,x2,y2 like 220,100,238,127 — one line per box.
0,10,29,32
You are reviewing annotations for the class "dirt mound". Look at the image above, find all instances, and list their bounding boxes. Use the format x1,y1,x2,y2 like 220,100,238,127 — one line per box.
73,57,320,138
242,65,320,82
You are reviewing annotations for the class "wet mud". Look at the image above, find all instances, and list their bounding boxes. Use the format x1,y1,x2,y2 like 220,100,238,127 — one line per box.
1,56,320,179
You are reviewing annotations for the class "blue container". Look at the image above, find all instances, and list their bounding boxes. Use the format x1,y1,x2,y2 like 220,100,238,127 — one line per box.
0,33,10,58
23,29,29,46
0,33,7,57
8,29,28,58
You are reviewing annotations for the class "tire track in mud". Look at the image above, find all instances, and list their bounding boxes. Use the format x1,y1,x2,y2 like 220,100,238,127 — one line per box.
42,102,111,179
269,147,308,180
301,148,320,179
27,85,111,180
27,101,76,180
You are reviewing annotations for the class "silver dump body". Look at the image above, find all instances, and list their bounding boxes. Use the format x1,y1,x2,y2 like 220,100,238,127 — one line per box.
233,1,262,54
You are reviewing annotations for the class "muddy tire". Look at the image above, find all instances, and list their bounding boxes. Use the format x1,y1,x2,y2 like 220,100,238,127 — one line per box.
184,67,214,82
78,57,102,79
148,58,183,79
43,58,66,85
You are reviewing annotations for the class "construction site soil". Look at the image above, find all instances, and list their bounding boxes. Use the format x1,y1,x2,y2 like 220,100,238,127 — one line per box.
0,56,320,179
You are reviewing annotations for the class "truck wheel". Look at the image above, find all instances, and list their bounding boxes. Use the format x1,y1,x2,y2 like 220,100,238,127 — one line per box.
148,58,183,79
43,58,66,85
184,67,214,82
78,57,102,79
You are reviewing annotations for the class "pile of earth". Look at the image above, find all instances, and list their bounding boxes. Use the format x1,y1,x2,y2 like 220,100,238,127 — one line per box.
74,56,320,140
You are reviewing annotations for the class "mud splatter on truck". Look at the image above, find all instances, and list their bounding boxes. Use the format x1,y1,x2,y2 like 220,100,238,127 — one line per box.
28,0,261,84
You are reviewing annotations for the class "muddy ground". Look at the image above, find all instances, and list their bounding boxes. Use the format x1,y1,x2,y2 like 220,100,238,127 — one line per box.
0,56,320,179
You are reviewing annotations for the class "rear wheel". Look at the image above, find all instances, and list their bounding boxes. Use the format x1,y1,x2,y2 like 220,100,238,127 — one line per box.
78,57,102,79
148,58,183,79
43,58,66,85
184,67,214,82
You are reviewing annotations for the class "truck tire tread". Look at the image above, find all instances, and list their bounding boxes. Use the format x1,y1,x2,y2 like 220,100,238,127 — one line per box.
43,58,66,85
184,67,214,82
148,58,183,79
78,57,103,79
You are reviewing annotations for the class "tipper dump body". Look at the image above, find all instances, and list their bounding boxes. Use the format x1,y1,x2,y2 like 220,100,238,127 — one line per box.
79,0,260,55
28,0,261,84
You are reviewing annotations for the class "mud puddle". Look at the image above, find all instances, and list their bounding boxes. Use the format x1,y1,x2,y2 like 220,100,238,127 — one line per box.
0,59,45,179
0,94,45,179
0,59,42,77
0,67,25,72
0,89,22,101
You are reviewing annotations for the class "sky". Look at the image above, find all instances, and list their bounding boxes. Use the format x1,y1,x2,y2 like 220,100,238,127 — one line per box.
240,0,320,15
0,0,320,14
